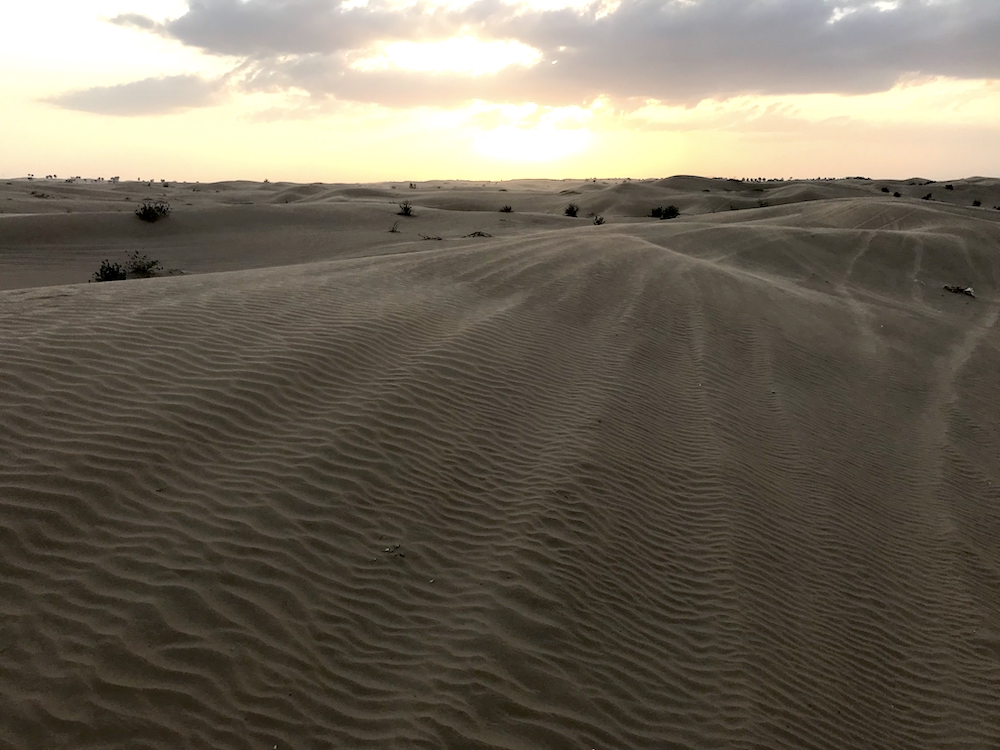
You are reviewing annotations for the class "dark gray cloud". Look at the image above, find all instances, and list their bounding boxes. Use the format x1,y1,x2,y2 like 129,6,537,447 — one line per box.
105,0,1000,109
48,74,223,116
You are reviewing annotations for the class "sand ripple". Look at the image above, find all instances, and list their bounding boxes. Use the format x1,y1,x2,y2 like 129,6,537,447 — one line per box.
2,200,1000,748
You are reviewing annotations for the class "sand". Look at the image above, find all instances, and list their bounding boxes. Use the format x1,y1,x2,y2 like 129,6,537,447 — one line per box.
1,176,1000,749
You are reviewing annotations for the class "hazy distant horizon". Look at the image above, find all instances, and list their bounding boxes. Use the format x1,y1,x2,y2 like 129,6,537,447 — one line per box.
4,174,998,185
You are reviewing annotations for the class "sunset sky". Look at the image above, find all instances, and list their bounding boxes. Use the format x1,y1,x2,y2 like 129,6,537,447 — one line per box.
3,0,999,182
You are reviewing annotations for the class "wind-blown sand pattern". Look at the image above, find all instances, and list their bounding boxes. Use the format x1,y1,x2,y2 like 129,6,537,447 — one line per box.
2,177,1000,748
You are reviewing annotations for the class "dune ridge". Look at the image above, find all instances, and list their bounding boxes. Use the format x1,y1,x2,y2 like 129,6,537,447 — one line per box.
2,187,1000,748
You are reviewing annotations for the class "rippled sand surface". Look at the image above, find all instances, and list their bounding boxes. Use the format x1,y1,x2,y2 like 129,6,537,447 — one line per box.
2,177,1000,748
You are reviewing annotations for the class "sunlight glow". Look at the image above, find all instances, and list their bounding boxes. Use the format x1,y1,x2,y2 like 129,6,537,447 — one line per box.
627,77,1000,131
473,125,591,162
828,0,901,24
350,36,542,76
470,100,599,162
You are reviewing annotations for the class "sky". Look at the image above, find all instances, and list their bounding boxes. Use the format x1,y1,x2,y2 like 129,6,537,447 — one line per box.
2,0,999,182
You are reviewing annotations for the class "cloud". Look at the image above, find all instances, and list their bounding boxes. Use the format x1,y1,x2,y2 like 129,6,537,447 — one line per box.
47,74,223,116
108,0,1000,110
108,12,162,32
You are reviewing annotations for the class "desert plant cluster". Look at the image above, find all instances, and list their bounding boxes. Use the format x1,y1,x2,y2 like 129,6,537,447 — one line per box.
135,200,171,222
91,251,163,282
651,205,680,220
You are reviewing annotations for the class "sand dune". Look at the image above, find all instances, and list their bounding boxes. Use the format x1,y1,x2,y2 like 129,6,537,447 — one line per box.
1,178,1000,749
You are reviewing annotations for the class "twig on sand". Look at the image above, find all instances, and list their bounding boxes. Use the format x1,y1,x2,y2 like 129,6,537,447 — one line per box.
943,285,975,298
464,231,492,237
419,234,443,241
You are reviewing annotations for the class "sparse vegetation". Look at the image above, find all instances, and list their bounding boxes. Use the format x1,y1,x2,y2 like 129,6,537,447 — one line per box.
91,250,162,282
922,193,932,201
881,186,890,193
125,251,162,278
389,221,400,233
135,200,171,222
894,192,902,198
91,260,127,282
757,199,770,208
945,184,954,190
651,205,680,220
397,200,414,217
500,205,512,213
593,214,606,225
973,200,982,207
565,203,579,217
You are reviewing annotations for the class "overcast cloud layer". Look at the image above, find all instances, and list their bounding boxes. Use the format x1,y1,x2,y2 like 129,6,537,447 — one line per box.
63,0,1000,113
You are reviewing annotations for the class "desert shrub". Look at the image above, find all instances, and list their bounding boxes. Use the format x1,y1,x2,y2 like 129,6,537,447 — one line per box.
125,250,162,278
651,205,680,220
973,200,982,207
92,260,127,282
757,199,770,208
564,203,579,217
945,184,954,190
135,200,170,222
500,205,512,213
894,192,901,198
922,193,932,200
881,186,890,193
398,200,414,217
593,214,606,225
389,221,400,233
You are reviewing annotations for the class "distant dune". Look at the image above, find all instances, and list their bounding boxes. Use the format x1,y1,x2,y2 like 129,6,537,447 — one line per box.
1,177,999,749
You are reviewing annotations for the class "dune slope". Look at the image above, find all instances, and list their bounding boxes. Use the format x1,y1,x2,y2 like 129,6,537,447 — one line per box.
1,198,1000,749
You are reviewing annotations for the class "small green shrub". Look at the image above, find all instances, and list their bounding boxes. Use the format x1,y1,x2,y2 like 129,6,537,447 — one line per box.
564,203,579,217
92,260,127,282
135,200,170,222
398,200,414,217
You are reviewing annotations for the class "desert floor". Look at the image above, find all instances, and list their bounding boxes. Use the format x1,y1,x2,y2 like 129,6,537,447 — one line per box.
2,175,1000,749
